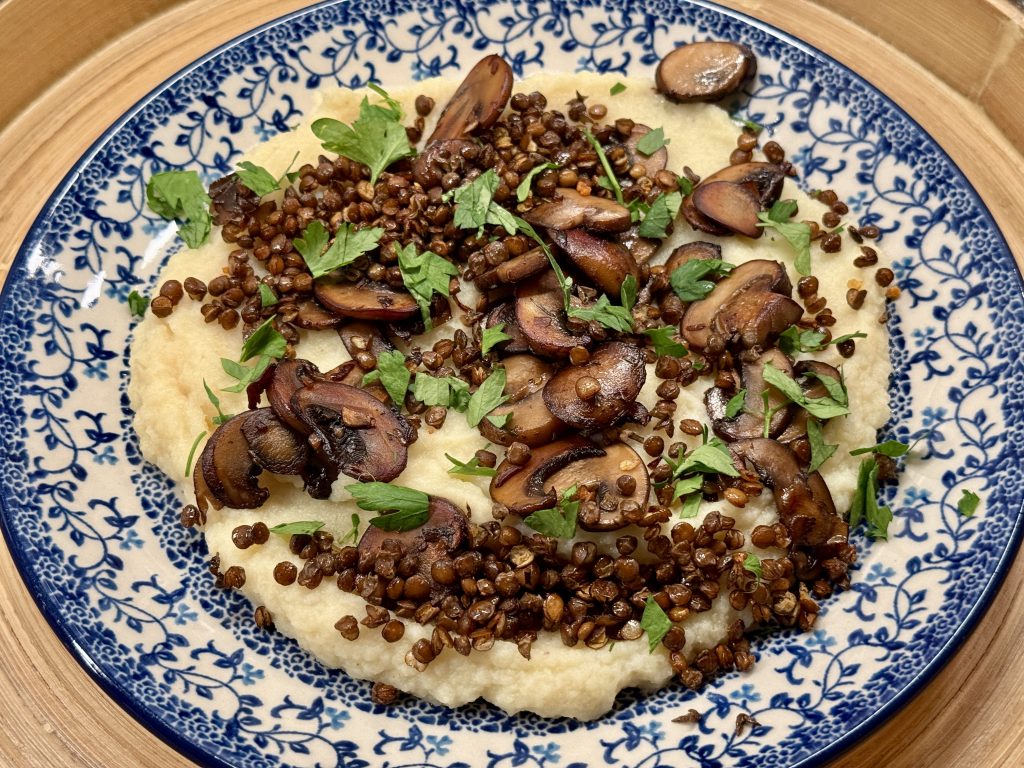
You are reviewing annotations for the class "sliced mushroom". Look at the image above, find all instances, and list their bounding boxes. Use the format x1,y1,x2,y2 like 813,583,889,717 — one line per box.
549,228,640,296
315,279,420,321
357,495,470,588
622,124,668,178
705,349,793,441
549,442,651,532
663,241,723,276
485,302,531,354
266,358,322,434
490,436,605,515
701,162,787,209
292,300,344,330
241,407,310,475
515,270,591,358
681,191,732,236
478,354,564,447
691,181,762,238
197,412,269,510
476,246,549,290
523,188,632,233
412,138,478,189
615,226,660,265
542,341,647,430
291,378,415,484
338,320,396,359
655,41,757,103
730,438,843,546
681,259,794,349
714,290,803,350
426,54,513,143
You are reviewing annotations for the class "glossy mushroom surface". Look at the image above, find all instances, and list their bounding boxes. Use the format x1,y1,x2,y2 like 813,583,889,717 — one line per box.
425,54,514,143
542,341,647,430
655,41,757,103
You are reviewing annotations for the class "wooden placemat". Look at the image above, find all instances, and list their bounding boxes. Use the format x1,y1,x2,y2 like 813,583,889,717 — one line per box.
1,1,1022,766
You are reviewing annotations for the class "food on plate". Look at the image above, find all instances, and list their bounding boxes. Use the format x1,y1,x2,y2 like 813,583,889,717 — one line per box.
129,41,899,719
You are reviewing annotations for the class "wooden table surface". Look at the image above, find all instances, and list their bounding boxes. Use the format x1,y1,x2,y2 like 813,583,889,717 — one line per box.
1,1,1023,766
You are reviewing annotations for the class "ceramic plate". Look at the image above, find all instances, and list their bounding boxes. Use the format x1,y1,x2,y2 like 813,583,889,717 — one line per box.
3,1,1023,766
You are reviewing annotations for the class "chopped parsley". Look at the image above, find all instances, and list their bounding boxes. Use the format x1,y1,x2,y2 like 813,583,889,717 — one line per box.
127,290,149,317
269,520,326,537
347,482,431,531
524,484,580,539
636,127,670,156
234,161,280,196
368,349,411,406
669,259,735,302
203,380,233,425
448,168,518,235
184,429,207,478
643,326,688,357
293,219,384,279
610,82,627,96
310,83,415,185
958,489,981,517
240,316,287,362
466,368,508,428
850,439,911,457
742,553,762,581
481,322,513,355
145,170,212,248
567,294,634,333
757,200,811,276
807,419,838,474
411,374,470,411
778,326,868,355
620,274,638,313
582,128,625,206
516,162,560,203
849,458,893,539
725,389,747,419
258,283,278,307
637,191,682,239
339,513,361,545
220,355,273,394
640,596,671,653
762,361,850,419
446,452,498,478
671,438,739,479
396,242,459,328
672,474,704,519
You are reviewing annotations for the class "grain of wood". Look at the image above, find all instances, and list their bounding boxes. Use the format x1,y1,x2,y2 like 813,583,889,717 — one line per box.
1,0,1022,766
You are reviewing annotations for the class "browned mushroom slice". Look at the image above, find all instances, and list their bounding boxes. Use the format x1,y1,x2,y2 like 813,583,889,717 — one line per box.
523,188,632,233
713,290,803,350
776,361,843,445
478,354,564,447
266,358,323,434
476,246,549,290
197,412,269,510
290,300,344,330
681,191,732,236
490,436,605,515
411,138,478,188
655,41,757,103
485,302,531,354
357,495,470,588
549,228,640,296
338,320,396,359
705,349,793,441
548,442,651,532
241,407,310,475
616,226,660,265
663,241,723,276
681,259,793,349
515,271,591,358
730,438,843,546
623,124,668,178
701,162,787,209
291,378,415,483
315,279,420,321
542,341,647,430
426,54,513,143
691,181,762,238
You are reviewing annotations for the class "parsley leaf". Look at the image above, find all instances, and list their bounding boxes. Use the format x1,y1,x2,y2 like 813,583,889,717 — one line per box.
731,113,765,134
743,553,762,580
516,162,560,203
396,242,459,328
235,161,280,196
447,168,519,235
347,482,429,516
375,349,412,406
850,440,910,457
641,596,671,653
610,82,627,96
466,368,508,427
127,290,149,317
146,170,212,248
258,283,278,307
412,373,453,408
184,430,207,478
221,355,273,394
958,489,980,517
849,458,893,539
757,200,812,276
643,326,688,357
568,294,634,333
368,508,431,531
669,259,735,302
293,219,384,279
311,85,415,185
240,316,287,362
582,128,624,205
269,520,325,536
671,438,740,478
807,418,838,474
620,274,638,313
524,485,580,538
762,361,850,419
778,325,868,355
677,175,694,196
203,380,233,425
672,475,704,519
725,389,747,419
637,191,682,239
339,513,361,545
446,452,498,478
481,323,513,356
636,127,670,156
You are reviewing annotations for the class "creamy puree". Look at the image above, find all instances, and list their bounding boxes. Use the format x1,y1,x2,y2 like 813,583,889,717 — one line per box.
129,73,891,719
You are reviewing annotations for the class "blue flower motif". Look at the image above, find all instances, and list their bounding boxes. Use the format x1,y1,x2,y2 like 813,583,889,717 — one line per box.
324,705,350,729
120,529,144,551
730,683,762,704
921,406,947,427
531,741,561,764
239,662,264,685
806,629,835,650
911,327,935,349
84,361,109,380
172,602,198,626
426,734,451,756
867,562,896,582
93,445,117,465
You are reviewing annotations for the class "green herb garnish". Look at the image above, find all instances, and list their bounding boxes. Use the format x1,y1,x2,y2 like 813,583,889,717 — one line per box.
347,482,430,532
220,355,273,394
524,484,580,538
725,389,747,419
643,326,688,357
743,553,763,581
516,162,560,203
762,361,850,419
637,191,682,239
446,452,498,478
640,596,671,653
610,82,627,96
258,283,278,308
239,316,286,362
339,513,361,545
396,242,459,328
582,128,624,205
293,219,384,279
146,170,212,248
373,349,412,406
807,419,838,474
234,161,280,196
669,259,735,302
203,380,233,425
184,429,207,477
567,294,634,333
269,520,326,537
849,458,893,539
620,274,638,313
850,440,911,457
958,489,980,517
757,200,811,276
466,367,508,428
636,127,670,156
127,290,149,317
481,323,513,355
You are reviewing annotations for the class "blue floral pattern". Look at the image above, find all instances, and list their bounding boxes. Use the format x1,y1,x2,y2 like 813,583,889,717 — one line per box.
1,1,1022,767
